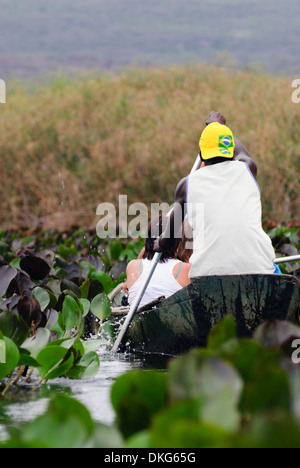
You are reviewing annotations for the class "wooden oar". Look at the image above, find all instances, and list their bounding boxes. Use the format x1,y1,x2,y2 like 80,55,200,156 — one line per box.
111,154,202,353
274,255,300,265
108,283,124,301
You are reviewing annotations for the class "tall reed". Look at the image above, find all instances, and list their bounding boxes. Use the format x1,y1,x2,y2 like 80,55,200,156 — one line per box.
0,65,299,230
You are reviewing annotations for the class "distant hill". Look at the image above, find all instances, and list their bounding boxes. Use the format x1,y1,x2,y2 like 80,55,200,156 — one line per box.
0,0,299,80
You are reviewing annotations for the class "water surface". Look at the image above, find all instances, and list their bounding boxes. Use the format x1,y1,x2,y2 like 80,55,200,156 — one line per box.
0,347,171,441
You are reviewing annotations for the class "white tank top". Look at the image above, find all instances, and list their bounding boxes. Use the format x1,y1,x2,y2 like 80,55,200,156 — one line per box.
128,258,183,308
187,161,276,277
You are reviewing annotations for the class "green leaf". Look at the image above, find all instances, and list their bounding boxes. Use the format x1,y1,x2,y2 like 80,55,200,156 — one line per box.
169,351,243,432
79,262,96,276
51,312,65,339
0,333,5,364
44,309,59,331
79,298,90,317
233,414,300,449
254,319,300,351
57,245,78,260
72,339,85,359
92,423,124,448
19,353,39,368
0,336,20,381
67,351,100,380
196,358,243,432
101,320,115,341
119,239,144,262
87,278,104,301
0,265,18,297
0,311,29,347
61,280,82,298
20,394,94,448
218,339,291,415
126,430,151,449
83,337,109,354
36,346,69,379
207,315,237,351
150,403,230,448
21,328,51,359
62,295,82,332
111,272,127,290
9,258,21,269
111,370,168,439
32,287,50,311
46,354,74,380
91,293,112,322
47,279,62,296
47,337,76,349
89,271,113,294
0,241,9,254
109,239,123,260
79,279,90,299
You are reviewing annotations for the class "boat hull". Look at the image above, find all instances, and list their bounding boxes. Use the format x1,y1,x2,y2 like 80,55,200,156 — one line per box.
120,275,300,355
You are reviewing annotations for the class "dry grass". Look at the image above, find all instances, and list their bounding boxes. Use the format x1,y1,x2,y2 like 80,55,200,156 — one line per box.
0,64,299,230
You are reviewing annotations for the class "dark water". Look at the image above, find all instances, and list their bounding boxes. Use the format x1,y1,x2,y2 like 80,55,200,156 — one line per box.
0,346,171,441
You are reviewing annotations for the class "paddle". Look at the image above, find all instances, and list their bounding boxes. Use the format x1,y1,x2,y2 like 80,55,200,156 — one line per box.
273,255,300,265
111,154,202,353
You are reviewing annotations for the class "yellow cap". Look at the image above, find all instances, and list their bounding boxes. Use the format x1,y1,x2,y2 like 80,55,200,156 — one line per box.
199,122,235,160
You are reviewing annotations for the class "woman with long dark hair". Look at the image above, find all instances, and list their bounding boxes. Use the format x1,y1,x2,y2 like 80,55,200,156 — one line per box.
124,216,191,308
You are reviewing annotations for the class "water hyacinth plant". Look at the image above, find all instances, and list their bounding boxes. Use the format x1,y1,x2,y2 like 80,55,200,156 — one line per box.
0,223,299,394
2,316,300,448
0,227,144,394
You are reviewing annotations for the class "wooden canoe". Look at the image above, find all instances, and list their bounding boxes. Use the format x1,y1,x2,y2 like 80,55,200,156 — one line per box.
113,274,300,356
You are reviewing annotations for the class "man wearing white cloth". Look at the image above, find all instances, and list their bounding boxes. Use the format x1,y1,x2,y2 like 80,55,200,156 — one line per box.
155,113,277,277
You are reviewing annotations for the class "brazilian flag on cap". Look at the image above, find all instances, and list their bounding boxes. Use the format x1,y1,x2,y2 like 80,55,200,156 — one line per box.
218,135,234,155
199,122,235,160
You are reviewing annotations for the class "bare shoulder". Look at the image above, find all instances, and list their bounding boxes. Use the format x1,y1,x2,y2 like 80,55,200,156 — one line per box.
173,262,191,287
125,259,142,289
126,259,140,274
180,262,191,275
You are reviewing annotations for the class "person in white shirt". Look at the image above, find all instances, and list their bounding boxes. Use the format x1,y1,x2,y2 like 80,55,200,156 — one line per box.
154,112,278,277
124,216,191,308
